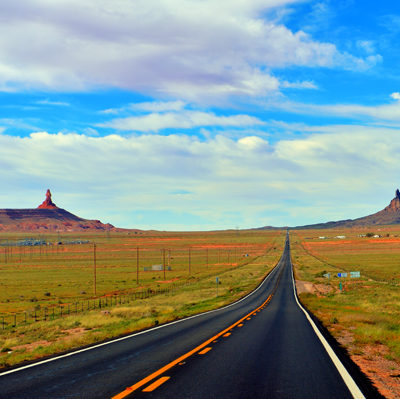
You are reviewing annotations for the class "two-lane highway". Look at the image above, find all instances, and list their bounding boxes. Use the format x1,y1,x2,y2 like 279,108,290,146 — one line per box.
1,236,369,398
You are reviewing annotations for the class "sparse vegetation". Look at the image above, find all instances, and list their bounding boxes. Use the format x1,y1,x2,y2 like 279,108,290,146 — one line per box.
291,228,400,397
0,230,285,369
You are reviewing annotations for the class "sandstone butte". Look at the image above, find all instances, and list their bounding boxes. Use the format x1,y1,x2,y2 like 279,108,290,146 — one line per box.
0,189,118,232
258,188,400,230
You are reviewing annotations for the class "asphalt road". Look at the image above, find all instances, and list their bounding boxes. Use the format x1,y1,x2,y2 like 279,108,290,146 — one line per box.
1,236,368,399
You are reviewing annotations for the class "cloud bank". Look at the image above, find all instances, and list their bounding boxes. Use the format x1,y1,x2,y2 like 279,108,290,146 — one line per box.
1,128,398,230
0,0,378,101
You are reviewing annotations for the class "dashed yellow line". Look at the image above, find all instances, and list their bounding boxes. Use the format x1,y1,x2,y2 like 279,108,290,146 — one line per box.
198,347,212,355
111,293,273,398
142,376,170,392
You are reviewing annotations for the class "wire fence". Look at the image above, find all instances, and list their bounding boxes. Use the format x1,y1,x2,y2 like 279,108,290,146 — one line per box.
0,279,193,330
0,238,280,330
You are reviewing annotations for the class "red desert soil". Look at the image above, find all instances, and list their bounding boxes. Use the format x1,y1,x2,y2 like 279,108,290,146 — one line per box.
337,338,400,399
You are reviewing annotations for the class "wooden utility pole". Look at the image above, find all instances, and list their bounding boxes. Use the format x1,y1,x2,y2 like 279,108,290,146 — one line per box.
93,243,97,295
189,248,191,275
163,248,166,281
136,247,139,285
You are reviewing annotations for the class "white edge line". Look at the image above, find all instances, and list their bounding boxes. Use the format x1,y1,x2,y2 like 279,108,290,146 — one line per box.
289,245,366,399
0,251,282,377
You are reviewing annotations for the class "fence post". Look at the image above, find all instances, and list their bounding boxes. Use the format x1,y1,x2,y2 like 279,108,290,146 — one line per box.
13,314,16,327
24,311,27,324
2,316,4,330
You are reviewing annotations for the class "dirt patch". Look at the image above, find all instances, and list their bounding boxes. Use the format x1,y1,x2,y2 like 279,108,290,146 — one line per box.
13,339,52,352
336,330,400,398
296,280,333,296
296,280,317,294
351,344,400,399
156,278,180,283
11,328,86,353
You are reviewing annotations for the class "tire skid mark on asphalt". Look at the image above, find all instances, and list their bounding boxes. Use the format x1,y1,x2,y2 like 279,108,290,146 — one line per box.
111,259,285,398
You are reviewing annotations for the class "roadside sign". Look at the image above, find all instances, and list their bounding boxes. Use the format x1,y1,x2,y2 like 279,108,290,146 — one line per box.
337,272,348,278
323,273,330,279
216,277,219,284
350,271,360,278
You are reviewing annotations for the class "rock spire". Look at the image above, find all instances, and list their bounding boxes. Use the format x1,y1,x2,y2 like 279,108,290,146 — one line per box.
37,189,58,209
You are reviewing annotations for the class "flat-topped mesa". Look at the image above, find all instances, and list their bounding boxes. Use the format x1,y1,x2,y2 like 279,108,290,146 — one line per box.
37,189,58,209
384,189,400,212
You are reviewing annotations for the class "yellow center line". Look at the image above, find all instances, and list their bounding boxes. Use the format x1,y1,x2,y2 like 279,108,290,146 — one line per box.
142,376,170,392
237,323,243,327
111,293,273,399
223,332,231,337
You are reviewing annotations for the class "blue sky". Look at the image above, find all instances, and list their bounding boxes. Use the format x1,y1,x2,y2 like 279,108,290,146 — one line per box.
1,0,400,230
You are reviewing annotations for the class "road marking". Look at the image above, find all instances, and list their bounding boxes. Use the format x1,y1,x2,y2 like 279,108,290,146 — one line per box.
289,244,366,399
0,253,282,378
111,293,274,398
198,347,212,355
223,333,231,337
246,317,251,320
142,376,170,392
237,323,243,327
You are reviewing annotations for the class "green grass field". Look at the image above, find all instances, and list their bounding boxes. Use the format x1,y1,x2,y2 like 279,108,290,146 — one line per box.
0,229,285,369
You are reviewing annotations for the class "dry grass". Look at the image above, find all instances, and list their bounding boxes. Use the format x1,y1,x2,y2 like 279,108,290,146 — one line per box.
0,229,285,369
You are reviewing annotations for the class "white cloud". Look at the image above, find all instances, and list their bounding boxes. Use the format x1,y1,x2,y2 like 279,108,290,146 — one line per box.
99,110,265,132
357,40,376,54
272,93,400,122
281,80,317,89
0,127,398,229
35,99,70,106
0,0,376,101
390,92,400,100
132,101,187,113
101,101,187,115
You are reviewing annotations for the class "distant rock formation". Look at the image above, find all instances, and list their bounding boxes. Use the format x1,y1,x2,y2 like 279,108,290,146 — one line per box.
382,188,400,213
0,189,123,232
258,188,400,230
37,189,58,209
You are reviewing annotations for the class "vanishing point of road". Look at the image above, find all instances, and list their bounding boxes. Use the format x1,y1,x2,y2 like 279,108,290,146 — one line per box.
1,234,380,398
